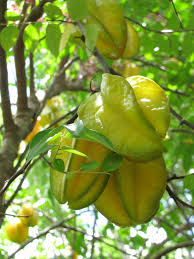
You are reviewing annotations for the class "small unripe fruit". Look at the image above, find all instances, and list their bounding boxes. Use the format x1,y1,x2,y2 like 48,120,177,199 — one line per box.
18,203,38,227
5,220,28,244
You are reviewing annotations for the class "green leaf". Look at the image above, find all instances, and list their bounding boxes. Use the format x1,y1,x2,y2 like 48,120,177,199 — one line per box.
64,120,114,151
84,24,98,52
44,3,63,19
5,11,21,21
0,25,19,51
61,145,88,157
101,152,123,172
46,24,61,56
52,158,65,172
184,174,194,192
59,23,75,52
67,0,88,20
24,24,39,51
26,126,63,162
80,161,99,171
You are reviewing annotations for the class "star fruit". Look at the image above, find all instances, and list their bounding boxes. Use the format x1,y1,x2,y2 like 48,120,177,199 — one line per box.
95,156,167,226
85,0,127,59
78,74,163,162
50,130,110,209
94,170,132,227
126,76,170,138
122,19,140,59
5,220,29,244
18,203,38,227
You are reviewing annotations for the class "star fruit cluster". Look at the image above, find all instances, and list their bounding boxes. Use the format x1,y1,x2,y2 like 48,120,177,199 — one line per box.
50,74,170,227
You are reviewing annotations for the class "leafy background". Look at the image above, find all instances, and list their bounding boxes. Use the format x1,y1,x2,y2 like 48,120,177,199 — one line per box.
0,0,193,258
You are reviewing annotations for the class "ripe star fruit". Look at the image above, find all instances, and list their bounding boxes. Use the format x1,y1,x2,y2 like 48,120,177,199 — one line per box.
78,74,163,162
18,203,38,227
122,19,140,59
95,156,166,226
5,220,28,244
94,171,132,227
127,76,170,138
50,130,110,209
115,157,167,224
85,0,127,59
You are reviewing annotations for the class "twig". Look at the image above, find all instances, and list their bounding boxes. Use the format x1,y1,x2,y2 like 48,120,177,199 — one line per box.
0,161,31,197
94,48,111,73
61,223,132,256
7,218,70,259
152,241,194,259
71,213,77,259
162,87,189,97
29,52,35,96
168,173,194,182
126,17,193,34
169,0,184,30
166,185,194,210
134,57,167,71
0,212,30,218
170,107,194,130
170,128,194,135
89,209,98,259
46,106,78,129
7,217,133,259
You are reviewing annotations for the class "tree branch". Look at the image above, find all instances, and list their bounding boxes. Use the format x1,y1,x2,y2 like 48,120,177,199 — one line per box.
89,209,97,259
168,173,194,182
169,0,184,30
14,28,28,113
134,57,167,71
29,52,35,97
166,185,194,210
126,17,193,34
0,161,31,198
7,216,133,259
170,128,194,135
0,0,15,131
153,241,194,259
170,107,194,130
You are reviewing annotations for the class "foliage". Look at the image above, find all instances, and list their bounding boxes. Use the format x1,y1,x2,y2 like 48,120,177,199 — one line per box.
0,0,193,259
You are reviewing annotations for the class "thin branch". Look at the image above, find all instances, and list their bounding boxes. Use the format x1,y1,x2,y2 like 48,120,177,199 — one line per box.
168,173,194,182
46,106,78,129
166,185,194,210
89,209,98,259
155,217,192,240
5,156,43,209
162,87,189,97
170,107,194,130
14,29,28,113
7,218,69,259
0,1,15,131
8,218,133,259
71,213,77,259
14,0,54,113
169,0,184,30
152,241,194,259
0,212,30,218
29,52,35,96
126,17,193,34
94,49,111,73
61,223,132,256
0,161,31,197
134,57,167,71
170,128,194,135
